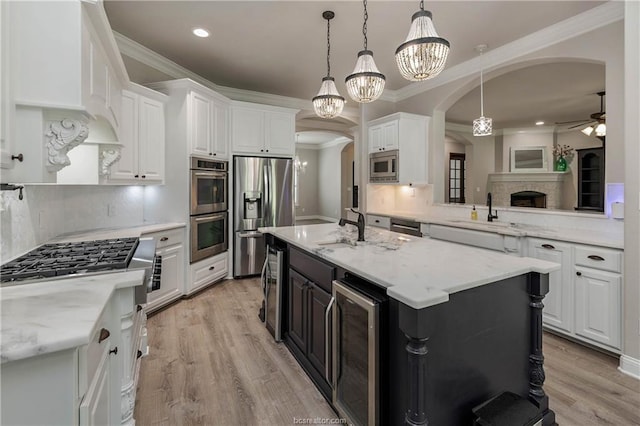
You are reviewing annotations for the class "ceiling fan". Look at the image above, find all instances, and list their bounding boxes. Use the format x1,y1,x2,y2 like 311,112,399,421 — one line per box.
556,91,606,136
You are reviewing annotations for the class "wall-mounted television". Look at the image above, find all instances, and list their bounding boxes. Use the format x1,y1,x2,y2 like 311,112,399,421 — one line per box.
510,146,548,172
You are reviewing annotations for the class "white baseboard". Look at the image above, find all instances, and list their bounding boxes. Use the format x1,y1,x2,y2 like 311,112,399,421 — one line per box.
317,215,339,223
295,215,317,221
618,355,640,380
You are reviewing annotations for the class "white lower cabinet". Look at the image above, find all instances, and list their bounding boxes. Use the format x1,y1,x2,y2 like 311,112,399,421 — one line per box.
144,227,186,313
575,266,622,349
188,251,228,295
528,239,573,332
0,282,146,426
527,238,623,351
80,346,112,426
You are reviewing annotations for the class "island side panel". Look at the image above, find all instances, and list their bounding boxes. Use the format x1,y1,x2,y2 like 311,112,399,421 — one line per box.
389,274,535,425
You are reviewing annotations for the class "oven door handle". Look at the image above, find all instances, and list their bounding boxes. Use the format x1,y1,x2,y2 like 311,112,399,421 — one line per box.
194,213,226,222
325,295,335,385
193,171,226,178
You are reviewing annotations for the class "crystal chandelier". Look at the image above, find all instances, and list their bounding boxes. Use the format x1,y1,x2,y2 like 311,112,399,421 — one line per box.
312,11,345,119
396,0,450,81
473,44,492,137
345,0,385,103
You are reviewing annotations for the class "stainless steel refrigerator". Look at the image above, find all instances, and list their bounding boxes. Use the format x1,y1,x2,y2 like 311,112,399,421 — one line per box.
233,156,294,277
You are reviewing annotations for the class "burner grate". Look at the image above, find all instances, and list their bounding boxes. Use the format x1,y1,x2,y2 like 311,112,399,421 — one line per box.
1,237,139,282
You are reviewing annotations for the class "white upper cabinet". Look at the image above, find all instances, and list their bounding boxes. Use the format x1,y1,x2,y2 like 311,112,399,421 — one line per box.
189,91,229,159
231,102,298,157
104,84,166,184
3,0,129,182
367,112,430,185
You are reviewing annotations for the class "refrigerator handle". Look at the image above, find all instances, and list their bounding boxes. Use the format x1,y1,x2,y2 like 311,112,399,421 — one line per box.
325,295,335,384
263,162,270,225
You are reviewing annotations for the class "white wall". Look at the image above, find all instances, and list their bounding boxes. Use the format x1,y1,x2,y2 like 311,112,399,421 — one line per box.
294,147,319,217
444,139,465,203
1,185,145,261
340,143,354,213
317,143,344,220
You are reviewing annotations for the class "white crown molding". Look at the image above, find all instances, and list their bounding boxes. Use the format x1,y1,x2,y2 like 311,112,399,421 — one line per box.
395,1,624,102
296,135,352,150
502,127,556,135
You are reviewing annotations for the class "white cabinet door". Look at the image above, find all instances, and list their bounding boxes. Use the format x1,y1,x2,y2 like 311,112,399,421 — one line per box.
138,96,164,181
368,125,383,153
146,243,184,313
212,101,229,158
110,90,138,180
190,91,212,156
381,120,399,151
528,239,573,332
80,348,111,426
265,111,295,156
232,107,265,154
0,0,12,169
575,266,621,349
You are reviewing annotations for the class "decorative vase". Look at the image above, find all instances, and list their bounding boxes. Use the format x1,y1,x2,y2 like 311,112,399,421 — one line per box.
555,156,567,172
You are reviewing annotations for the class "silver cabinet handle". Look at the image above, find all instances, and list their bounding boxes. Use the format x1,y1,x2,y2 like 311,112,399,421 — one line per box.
324,296,335,384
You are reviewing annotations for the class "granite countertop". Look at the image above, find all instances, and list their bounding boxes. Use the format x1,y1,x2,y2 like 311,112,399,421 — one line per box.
260,223,559,310
50,222,186,243
366,211,624,249
0,270,145,364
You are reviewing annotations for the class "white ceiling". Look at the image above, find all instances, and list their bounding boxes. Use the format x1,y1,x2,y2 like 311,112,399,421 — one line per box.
104,1,609,130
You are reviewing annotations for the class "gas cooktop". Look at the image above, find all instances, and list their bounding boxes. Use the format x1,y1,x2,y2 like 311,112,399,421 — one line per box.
1,237,139,283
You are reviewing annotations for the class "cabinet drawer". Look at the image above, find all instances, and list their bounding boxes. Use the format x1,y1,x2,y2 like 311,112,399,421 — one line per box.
143,227,185,249
289,247,335,293
191,252,228,291
367,214,390,230
574,245,622,273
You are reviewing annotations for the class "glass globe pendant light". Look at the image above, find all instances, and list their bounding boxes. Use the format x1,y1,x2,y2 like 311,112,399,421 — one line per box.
345,0,385,103
473,44,492,137
312,11,345,119
396,0,450,81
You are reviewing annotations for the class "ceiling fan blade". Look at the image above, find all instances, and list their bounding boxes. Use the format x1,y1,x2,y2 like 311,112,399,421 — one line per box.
568,121,596,129
555,119,589,125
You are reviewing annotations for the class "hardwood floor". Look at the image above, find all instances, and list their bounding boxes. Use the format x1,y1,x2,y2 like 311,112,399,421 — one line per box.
135,277,640,426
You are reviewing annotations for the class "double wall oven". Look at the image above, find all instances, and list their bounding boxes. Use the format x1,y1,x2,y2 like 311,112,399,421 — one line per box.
190,157,228,263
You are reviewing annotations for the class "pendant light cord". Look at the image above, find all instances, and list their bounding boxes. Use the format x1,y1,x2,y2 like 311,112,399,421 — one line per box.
480,67,484,116
420,0,424,11
326,15,331,77
362,0,368,50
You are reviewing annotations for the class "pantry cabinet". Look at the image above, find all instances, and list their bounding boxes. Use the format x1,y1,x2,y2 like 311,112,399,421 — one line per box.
105,86,166,183
367,112,430,185
231,102,298,157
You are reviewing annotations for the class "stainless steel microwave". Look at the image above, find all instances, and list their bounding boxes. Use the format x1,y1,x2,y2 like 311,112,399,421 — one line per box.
369,149,399,183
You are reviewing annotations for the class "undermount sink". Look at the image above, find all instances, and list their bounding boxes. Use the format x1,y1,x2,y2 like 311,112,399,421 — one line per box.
315,240,356,249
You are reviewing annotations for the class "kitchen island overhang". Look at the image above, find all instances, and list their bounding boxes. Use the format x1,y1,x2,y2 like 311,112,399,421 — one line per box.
260,223,559,425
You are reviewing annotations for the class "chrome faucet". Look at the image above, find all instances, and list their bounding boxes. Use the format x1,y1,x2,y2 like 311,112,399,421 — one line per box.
339,209,365,241
487,192,498,222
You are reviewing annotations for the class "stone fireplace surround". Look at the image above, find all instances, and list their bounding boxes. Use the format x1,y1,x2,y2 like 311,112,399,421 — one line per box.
488,172,568,210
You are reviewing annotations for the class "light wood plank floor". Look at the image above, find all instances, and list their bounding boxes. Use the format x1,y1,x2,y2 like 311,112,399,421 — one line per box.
135,278,640,426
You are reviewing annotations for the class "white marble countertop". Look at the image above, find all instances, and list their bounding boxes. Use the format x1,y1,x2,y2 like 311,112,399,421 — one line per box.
260,223,559,309
50,222,186,243
366,210,624,249
0,270,145,364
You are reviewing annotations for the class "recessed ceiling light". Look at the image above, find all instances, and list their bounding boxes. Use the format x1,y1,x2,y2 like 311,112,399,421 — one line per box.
192,28,210,38
535,121,544,126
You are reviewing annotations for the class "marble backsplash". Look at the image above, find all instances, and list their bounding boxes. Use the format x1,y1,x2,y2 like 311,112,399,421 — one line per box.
1,185,145,262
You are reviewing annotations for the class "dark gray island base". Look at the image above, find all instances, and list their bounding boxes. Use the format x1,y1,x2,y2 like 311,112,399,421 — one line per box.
264,232,556,426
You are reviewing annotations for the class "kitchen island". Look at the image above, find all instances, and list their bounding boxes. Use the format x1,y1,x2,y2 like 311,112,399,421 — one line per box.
260,223,559,425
